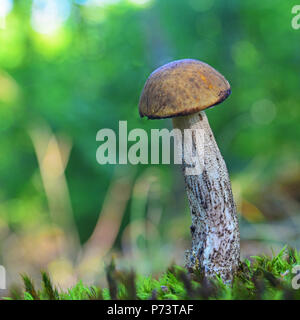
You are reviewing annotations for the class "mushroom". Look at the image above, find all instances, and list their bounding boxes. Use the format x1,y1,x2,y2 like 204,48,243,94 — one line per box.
138,59,240,282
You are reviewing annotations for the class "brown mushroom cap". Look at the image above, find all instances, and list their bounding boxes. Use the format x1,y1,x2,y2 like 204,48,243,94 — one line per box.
139,59,231,119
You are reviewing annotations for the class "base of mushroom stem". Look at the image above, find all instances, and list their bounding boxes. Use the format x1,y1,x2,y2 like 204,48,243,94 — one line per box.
184,249,239,284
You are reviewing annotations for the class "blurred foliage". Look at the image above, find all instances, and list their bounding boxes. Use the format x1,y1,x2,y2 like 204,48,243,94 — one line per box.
5,247,300,300
0,0,299,293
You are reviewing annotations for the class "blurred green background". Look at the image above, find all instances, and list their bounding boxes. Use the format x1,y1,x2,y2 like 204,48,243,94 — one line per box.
0,0,299,291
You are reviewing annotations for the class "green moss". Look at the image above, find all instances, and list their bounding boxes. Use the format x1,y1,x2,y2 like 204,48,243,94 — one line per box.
6,247,300,300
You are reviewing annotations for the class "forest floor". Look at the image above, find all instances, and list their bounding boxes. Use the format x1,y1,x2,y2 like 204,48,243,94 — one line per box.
4,246,300,300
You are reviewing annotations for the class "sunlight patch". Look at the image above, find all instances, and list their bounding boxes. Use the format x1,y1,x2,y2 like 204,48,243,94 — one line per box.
31,0,71,35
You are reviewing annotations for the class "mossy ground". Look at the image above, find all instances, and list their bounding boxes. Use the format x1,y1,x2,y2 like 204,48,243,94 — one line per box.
4,247,300,300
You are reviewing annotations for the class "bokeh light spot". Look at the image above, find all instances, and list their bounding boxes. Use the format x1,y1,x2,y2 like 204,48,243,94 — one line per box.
77,0,121,5
232,41,260,69
189,0,214,12
31,0,71,35
251,99,277,125
128,0,153,7
0,0,13,17
75,0,89,4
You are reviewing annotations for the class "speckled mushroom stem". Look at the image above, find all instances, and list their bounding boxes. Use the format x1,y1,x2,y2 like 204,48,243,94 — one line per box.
172,111,240,282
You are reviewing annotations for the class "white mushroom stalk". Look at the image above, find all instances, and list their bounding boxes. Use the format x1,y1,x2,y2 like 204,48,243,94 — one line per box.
172,111,240,282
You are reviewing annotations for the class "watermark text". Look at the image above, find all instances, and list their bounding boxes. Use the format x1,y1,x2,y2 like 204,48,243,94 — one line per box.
292,5,300,29
96,121,205,175
0,265,6,290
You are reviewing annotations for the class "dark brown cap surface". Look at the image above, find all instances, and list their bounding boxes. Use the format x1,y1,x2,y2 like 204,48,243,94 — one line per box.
139,59,231,119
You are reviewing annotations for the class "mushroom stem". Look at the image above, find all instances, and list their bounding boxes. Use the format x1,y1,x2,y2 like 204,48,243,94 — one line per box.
172,111,240,282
